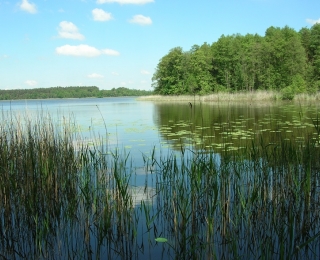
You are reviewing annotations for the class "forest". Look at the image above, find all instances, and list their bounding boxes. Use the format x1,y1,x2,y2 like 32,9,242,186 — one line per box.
152,24,320,99
0,86,153,100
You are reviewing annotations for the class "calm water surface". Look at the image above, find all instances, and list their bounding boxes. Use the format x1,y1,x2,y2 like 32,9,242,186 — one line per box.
2,97,319,194
1,97,320,259
0,97,157,157
1,97,319,184
1,97,319,154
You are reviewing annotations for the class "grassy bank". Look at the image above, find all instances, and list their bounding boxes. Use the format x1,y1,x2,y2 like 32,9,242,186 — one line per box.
137,90,320,103
0,109,320,259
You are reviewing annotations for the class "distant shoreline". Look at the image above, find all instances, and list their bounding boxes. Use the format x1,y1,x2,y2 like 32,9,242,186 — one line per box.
0,96,140,102
0,86,152,101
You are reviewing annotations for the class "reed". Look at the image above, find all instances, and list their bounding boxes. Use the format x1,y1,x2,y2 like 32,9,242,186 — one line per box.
138,90,320,104
137,90,280,102
0,107,319,259
294,92,320,102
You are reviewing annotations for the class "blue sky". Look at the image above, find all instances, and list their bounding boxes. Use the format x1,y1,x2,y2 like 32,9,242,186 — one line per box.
0,0,319,91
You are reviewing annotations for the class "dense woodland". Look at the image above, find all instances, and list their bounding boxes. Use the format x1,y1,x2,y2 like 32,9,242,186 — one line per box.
152,24,320,99
0,86,153,100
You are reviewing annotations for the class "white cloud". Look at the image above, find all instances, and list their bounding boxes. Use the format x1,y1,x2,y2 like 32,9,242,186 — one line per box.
92,8,113,21
25,80,37,86
112,72,119,76
102,49,120,56
97,0,154,4
306,18,320,25
56,45,101,57
19,0,37,14
58,21,85,40
140,69,150,75
129,15,152,25
88,73,104,78
56,44,120,57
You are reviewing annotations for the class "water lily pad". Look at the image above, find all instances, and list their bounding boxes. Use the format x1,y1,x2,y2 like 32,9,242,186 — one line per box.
155,237,168,243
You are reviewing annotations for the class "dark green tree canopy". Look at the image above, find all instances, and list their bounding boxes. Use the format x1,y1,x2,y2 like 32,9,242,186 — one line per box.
152,25,320,96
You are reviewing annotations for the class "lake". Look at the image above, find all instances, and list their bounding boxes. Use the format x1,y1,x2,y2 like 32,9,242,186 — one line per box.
1,97,319,155
1,97,320,259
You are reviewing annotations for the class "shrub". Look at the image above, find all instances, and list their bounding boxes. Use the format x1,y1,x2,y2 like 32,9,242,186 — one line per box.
281,74,306,100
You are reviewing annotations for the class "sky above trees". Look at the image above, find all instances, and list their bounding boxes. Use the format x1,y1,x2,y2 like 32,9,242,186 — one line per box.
0,0,319,90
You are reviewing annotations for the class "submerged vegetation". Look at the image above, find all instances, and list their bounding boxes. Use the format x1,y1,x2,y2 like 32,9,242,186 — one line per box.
0,105,320,259
0,86,153,100
152,24,320,99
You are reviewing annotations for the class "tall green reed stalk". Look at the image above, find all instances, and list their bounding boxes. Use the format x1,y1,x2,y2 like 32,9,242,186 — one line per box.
1,104,320,259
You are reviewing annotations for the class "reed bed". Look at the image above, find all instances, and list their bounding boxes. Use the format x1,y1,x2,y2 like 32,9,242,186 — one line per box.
137,90,279,102
0,109,320,259
202,90,279,102
294,92,320,102
138,90,320,103
137,94,200,102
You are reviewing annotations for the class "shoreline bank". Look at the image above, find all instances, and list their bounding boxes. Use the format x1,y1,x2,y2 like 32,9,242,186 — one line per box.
137,90,320,103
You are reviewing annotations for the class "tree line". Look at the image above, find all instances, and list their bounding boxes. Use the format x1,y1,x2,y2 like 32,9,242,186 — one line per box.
152,24,320,99
0,86,153,100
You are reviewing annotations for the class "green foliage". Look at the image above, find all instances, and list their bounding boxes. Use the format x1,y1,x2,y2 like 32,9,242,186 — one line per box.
264,26,306,90
100,87,153,97
189,43,214,94
309,80,320,94
153,24,320,96
281,75,307,100
213,84,228,92
291,74,307,93
281,86,296,100
152,47,187,95
0,86,153,100
309,24,320,81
